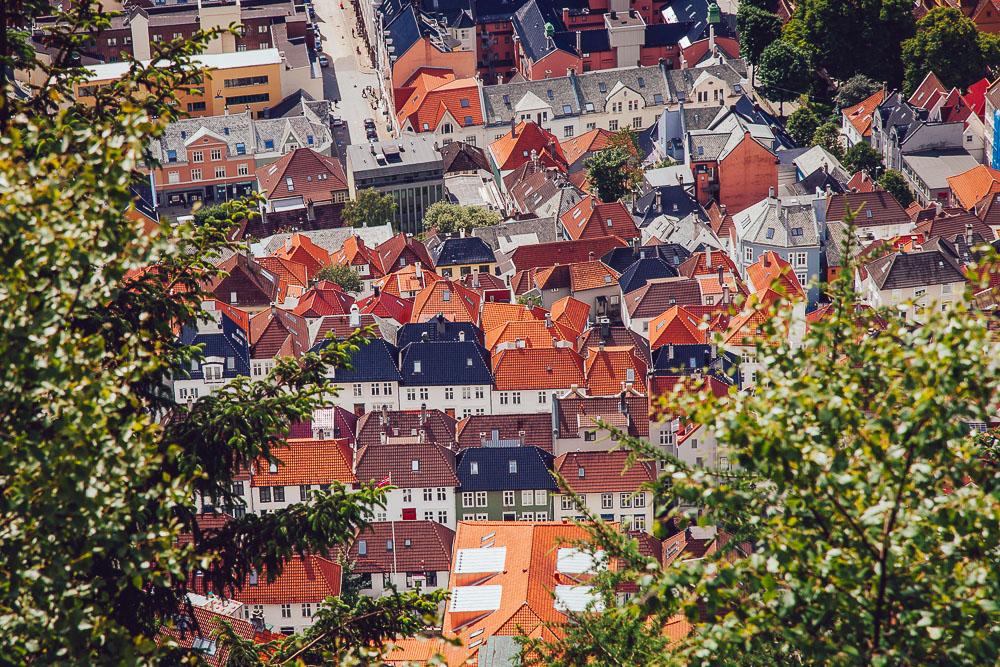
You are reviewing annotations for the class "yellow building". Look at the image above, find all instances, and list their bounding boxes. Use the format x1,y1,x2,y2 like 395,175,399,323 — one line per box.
76,49,285,118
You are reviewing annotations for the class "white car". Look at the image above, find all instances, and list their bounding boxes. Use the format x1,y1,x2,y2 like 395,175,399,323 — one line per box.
318,54,329,67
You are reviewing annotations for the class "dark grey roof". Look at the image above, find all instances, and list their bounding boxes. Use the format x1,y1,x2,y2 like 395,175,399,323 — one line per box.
512,0,569,62
399,340,493,386
473,216,559,249
429,236,497,266
617,257,680,293
383,4,423,60
864,249,967,290
644,21,693,47
313,338,401,382
456,446,556,491
602,243,690,273
397,315,484,347
651,344,738,384
576,65,669,110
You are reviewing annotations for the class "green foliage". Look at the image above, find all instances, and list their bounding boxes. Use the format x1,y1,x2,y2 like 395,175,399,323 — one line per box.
834,74,881,109
529,212,1000,665
787,0,914,87
879,169,915,208
757,39,812,105
0,1,441,661
585,145,641,203
811,120,844,160
516,293,542,308
422,201,501,234
736,3,781,66
343,188,397,228
315,263,364,293
785,104,824,147
980,32,1000,71
842,141,884,179
902,7,988,93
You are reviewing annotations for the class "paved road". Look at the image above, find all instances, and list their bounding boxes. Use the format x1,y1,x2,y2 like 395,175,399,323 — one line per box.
310,0,391,161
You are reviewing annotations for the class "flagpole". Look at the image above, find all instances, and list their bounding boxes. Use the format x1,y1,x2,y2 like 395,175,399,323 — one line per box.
389,472,398,578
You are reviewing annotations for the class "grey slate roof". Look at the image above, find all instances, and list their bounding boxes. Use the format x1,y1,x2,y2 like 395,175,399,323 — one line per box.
473,216,559,250
252,224,395,256
664,59,747,103
428,236,497,266
864,248,966,290
733,196,823,248
575,65,669,110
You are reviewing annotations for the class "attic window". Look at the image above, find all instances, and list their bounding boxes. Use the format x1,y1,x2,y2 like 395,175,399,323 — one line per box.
573,209,582,218
598,82,607,93
223,127,230,136
637,76,646,88
503,94,511,107
697,146,704,156
522,150,529,157
191,637,217,655
442,290,451,302
508,460,517,473
603,274,612,283
269,462,278,473
606,218,613,226
470,462,479,475
166,150,177,162
386,540,394,552
866,208,873,218
465,115,473,125
235,142,245,155
585,102,595,112
286,177,294,191
422,122,430,130
791,227,804,237
414,360,422,373
307,134,314,145
734,84,742,93
577,467,585,478
563,104,572,114
653,93,664,104
404,538,412,548
411,459,420,471
547,89,554,100
264,139,274,149
466,357,473,366
180,131,186,139
460,98,470,108
765,227,775,240
358,540,367,555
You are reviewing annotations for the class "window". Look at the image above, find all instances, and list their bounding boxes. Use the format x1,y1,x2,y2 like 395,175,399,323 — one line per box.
509,460,518,474
631,514,646,532
445,387,454,400
475,491,487,507
796,271,808,286
411,459,420,471
167,171,179,184
634,493,646,508
299,485,311,501
237,163,249,176
499,392,509,406
224,75,269,88
520,512,534,521
620,493,633,509
437,487,447,501
402,488,412,503
281,604,291,618
584,430,597,442
564,125,574,138
437,510,448,524
301,603,312,618
601,493,613,510
475,387,484,399
561,495,573,510
383,383,393,395
215,167,226,179
791,252,808,268
190,168,202,181
538,391,548,404
406,388,417,401
210,148,222,161
423,488,433,502
273,486,285,502
462,492,475,508
419,387,429,401
744,245,753,264
521,490,533,505
609,120,618,131
353,384,362,397
264,139,275,150
470,461,479,475
259,486,271,503
632,116,642,128
534,490,546,505
203,364,221,381
192,151,204,163
503,490,515,507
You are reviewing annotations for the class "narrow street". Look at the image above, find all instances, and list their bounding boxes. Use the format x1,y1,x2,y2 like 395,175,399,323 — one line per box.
309,0,392,161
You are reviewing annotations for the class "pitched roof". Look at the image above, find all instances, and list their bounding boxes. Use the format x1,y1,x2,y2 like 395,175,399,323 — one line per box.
554,451,656,494
488,121,568,172
492,346,585,390
745,251,805,299
356,442,459,488
584,345,647,396
157,603,263,666
480,302,545,332
648,305,709,348
509,235,627,272
251,439,355,486
398,340,493,386
455,413,554,452
249,308,311,359
209,253,282,304
618,256,680,294
257,256,310,291
913,210,996,242
863,248,967,290
376,263,441,297
348,521,455,573
485,319,576,352
825,190,910,227
554,394,649,438
623,277,703,318
568,259,620,291
946,164,1000,210
550,296,590,335
411,279,482,324
560,128,616,168
429,236,497,266
908,71,945,109
559,197,640,241
373,232,434,274
677,250,739,277
227,555,342,605
275,233,332,277
292,281,357,317
318,337,401,382
396,315,483,347
578,325,650,365
330,234,384,278
256,147,348,202
842,89,885,138
440,141,491,174
355,408,457,449
395,68,483,134
456,446,556,491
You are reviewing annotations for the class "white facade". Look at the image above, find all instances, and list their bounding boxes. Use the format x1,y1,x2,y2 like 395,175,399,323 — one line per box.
238,601,317,635
491,388,561,415
554,491,653,532
398,383,493,418
357,569,450,597
324,381,400,414
376,487,457,530
858,277,966,323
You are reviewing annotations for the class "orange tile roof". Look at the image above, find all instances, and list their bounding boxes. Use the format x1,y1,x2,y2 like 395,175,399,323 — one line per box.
480,302,546,332
485,320,576,352
559,196,640,241
229,555,342,605
396,68,484,133
648,305,709,349
745,251,805,298
568,260,620,291
489,121,568,172
722,290,783,346
411,279,481,324
275,233,331,278
846,170,877,193
442,521,597,663
257,256,310,290
492,346,584,390
678,250,739,277
550,296,590,334
376,263,441,297
584,345,647,396
946,164,1000,210
251,439,356,486
331,235,384,278
292,281,357,317
560,128,616,166
842,89,885,138
255,147,349,202
554,450,656,494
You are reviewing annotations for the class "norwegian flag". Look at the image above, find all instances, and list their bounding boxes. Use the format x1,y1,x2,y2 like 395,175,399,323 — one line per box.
377,474,392,488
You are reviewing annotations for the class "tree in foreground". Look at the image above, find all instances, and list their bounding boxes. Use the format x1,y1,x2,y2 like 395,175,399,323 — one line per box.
842,141,884,179
0,2,441,662
810,120,844,160
422,200,501,234
834,74,881,109
736,3,781,72
526,216,1000,665
343,188,397,228
315,263,364,293
785,104,824,147
585,144,642,203
902,7,987,93
756,39,812,113
879,169,915,208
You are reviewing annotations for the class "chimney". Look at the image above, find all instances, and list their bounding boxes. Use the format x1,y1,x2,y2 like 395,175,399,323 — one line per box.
708,22,715,53
349,303,360,327
545,313,553,328
459,330,466,341
598,339,605,351
965,222,974,245
934,201,943,217
768,186,775,200
588,251,595,261
510,117,516,136
722,284,730,304
706,251,713,268
381,403,389,427
576,30,582,54
668,343,674,360
600,319,611,339
415,261,423,279
717,265,724,285
763,253,770,268
436,314,446,336
420,403,427,426
421,331,429,342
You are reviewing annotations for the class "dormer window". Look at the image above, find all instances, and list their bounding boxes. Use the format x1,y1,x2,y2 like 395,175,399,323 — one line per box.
264,139,274,150
442,290,451,302
508,460,517,473
460,98,470,108
470,462,479,475
358,540,367,555
204,364,223,382
411,459,420,471
269,462,278,473
166,150,177,162
577,467,585,477
413,360,422,373
286,177,294,191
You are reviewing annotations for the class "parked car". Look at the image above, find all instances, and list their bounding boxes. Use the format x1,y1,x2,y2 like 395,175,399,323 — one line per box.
364,118,376,130
331,117,344,127
318,53,329,67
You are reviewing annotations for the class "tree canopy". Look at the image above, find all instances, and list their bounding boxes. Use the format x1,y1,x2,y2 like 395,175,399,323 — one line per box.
343,188,397,228
315,263,364,293
879,169,915,208
422,201,501,234
834,74,881,109
527,217,1000,665
902,7,990,93
842,141,884,179
0,1,440,661
585,144,642,203
757,39,812,107
811,120,844,160
785,104,825,147
736,3,781,67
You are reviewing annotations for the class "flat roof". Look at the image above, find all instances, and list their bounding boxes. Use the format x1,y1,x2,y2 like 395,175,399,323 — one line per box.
901,150,980,190
347,135,443,174
86,48,282,81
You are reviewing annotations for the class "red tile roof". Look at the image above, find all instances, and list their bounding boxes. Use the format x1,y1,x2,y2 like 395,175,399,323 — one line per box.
374,233,434,275
377,264,441,297
559,196,640,241
554,451,656,494
292,281,357,317
230,555,342,605
554,394,649,437
488,121,568,172
355,409,457,449
846,171,877,193
256,147,348,203
157,604,265,667
330,235,384,279
454,413,554,451
257,256,310,291
509,235,627,273
745,251,805,298
356,291,414,323
584,345,648,396
411,279,481,324
842,89,885,138
678,250,738,278
395,68,484,134
722,290,783,346
348,520,454,573
963,77,990,119
249,308,311,359
560,128,616,167
309,313,381,346
492,346,585,390
355,442,458,488
648,305,709,348
251,439,356,487
946,164,1000,210
274,233,331,278
909,71,945,109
